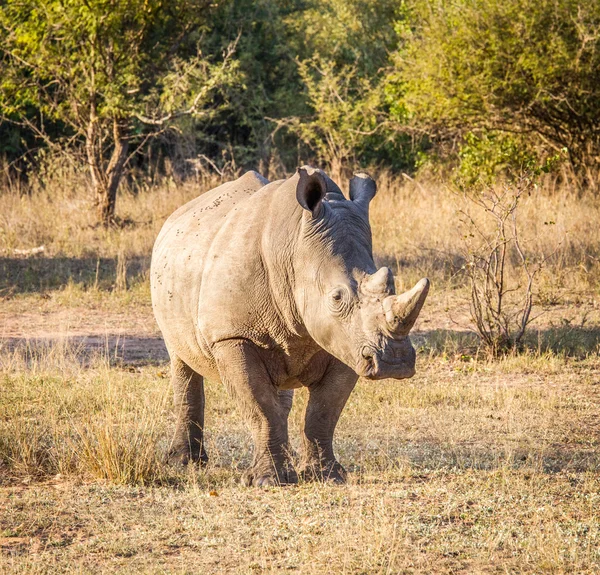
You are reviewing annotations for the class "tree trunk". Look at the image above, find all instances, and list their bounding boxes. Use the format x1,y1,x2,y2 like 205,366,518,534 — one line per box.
97,121,129,226
86,117,129,227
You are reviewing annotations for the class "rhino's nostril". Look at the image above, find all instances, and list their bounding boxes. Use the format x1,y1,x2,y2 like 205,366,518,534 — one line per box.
361,346,375,360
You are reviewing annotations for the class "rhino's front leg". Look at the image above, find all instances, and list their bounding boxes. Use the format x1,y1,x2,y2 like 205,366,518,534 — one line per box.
213,339,296,487
301,358,358,483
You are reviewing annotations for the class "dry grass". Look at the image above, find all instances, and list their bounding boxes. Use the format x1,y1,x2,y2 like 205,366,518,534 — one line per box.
1,471,599,573
1,164,600,297
1,167,600,572
0,341,599,573
370,172,600,295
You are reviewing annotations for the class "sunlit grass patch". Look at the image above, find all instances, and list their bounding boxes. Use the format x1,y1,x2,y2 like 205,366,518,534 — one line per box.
1,172,600,573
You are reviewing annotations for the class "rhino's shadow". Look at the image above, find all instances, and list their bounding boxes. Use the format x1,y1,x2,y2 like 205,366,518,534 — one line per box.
341,441,600,476
0,255,150,294
0,334,168,366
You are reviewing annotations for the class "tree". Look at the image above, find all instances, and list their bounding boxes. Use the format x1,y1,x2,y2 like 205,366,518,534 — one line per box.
278,57,383,180
184,0,307,176
278,0,408,175
0,0,240,225
391,0,600,186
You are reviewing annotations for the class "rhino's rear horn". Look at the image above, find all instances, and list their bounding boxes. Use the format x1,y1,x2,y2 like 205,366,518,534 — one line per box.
383,278,430,336
349,172,377,211
296,166,327,217
363,267,394,295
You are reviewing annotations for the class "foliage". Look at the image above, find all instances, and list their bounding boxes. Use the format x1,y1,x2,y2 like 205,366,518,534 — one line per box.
279,58,383,178
394,0,600,186
285,0,400,75
457,132,539,186
177,0,307,174
279,0,413,174
1,0,600,190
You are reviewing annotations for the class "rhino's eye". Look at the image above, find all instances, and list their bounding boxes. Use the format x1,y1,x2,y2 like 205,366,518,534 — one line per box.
328,287,351,316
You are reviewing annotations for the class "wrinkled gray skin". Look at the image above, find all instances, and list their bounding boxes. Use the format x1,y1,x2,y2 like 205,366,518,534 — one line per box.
151,167,429,486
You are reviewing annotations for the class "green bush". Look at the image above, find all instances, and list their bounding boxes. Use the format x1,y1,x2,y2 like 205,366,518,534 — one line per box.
392,0,600,185
457,132,538,186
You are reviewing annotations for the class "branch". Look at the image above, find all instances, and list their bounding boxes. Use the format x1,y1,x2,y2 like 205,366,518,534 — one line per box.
0,114,80,168
123,128,169,168
134,34,239,127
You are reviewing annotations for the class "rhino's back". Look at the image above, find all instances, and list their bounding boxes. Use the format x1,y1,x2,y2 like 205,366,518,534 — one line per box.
154,170,269,250
151,170,270,372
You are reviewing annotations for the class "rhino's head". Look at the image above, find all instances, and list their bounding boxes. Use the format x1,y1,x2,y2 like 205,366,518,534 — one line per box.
292,166,429,380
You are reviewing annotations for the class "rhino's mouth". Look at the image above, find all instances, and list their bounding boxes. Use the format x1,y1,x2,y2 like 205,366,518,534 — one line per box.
356,345,416,380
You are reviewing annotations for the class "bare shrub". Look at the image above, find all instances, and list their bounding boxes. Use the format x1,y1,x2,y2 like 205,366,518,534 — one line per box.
457,176,559,354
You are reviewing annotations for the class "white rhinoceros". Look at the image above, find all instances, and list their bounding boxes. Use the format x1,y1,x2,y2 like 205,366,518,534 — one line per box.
151,167,429,486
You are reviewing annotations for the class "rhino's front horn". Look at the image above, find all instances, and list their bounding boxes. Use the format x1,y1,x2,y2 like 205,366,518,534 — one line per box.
382,278,430,336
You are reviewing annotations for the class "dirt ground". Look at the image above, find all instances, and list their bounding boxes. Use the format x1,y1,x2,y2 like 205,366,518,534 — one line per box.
0,297,167,365
2,287,598,365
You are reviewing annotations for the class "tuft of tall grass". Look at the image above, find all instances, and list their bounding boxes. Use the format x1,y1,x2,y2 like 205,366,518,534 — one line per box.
0,343,174,485
71,402,167,485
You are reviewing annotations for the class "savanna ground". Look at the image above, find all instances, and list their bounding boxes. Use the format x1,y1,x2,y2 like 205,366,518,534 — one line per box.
1,171,599,573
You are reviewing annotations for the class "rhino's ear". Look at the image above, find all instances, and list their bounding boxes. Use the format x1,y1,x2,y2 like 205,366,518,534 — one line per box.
296,166,327,217
349,172,377,212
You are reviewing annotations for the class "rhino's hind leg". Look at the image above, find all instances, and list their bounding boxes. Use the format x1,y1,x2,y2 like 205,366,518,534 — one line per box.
300,359,358,483
167,355,208,466
213,340,297,487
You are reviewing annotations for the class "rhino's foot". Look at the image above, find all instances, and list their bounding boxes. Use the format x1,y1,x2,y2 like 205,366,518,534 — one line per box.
241,464,298,488
166,445,209,467
299,460,347,484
